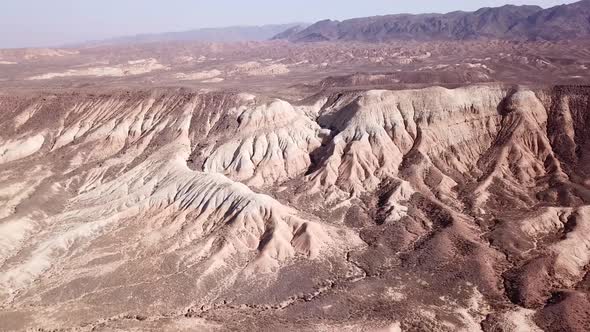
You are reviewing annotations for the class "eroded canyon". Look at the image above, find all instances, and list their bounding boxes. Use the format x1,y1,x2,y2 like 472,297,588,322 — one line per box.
0,82,589,331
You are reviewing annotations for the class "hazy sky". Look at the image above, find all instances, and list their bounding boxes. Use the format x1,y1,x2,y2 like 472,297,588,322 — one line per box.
0,0,579,48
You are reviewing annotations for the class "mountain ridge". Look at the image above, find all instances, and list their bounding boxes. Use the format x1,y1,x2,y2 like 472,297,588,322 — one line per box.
273,1,590,42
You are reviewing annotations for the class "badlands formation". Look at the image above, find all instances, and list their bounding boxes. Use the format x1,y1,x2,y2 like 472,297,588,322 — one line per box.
0,83,589,331
1,20,590,332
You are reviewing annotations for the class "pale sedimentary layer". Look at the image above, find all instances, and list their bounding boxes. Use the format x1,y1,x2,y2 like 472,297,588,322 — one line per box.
28,58,168,80
0,85,589,331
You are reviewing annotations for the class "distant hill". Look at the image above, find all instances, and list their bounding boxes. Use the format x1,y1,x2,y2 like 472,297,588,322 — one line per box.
75,23,305,47
273,1,590,42
270,24,309,40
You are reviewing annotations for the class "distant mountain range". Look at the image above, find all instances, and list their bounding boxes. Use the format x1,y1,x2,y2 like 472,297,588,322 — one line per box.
72,1,590,47
74,23,305,47
273,0,590,42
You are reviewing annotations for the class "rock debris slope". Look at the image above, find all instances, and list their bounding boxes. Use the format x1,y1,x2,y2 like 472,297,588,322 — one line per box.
0,85,589,331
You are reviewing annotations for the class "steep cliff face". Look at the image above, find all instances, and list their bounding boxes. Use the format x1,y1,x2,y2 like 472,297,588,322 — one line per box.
0,85,589,331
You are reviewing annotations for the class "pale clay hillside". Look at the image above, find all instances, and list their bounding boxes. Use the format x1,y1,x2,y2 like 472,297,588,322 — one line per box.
1,1,590,332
